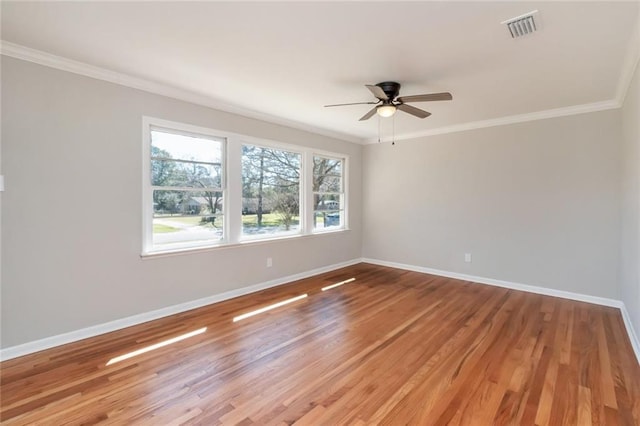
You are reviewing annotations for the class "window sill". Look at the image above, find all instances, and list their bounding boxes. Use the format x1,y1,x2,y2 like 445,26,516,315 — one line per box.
140,228,350,260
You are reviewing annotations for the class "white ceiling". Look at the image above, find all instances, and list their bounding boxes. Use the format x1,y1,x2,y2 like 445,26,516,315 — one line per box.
1,1,639,143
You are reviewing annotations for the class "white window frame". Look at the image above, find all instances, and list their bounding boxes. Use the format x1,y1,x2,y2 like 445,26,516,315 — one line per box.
311,153,348,233
142,116,349,256
239,141,304,242
142,117,228,254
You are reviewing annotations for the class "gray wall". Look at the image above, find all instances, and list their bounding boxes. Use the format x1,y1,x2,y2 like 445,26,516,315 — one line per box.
2,54,636,351
1,57,363,348
621,59,640,336
363,110,622,299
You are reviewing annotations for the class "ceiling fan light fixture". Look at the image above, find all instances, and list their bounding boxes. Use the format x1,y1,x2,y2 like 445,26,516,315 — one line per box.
377,104,397,118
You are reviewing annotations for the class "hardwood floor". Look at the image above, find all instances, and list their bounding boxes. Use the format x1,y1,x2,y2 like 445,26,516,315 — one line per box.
1,263,639,425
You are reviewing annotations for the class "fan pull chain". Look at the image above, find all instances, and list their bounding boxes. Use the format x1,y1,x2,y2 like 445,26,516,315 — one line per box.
378,115,381,143
392,114,395,145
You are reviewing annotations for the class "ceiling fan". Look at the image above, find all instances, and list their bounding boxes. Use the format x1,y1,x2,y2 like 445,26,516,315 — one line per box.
325,81,452,121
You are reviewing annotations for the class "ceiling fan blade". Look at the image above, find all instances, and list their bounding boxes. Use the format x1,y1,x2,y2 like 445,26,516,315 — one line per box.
324,101,379,107
396,92,453,103
397,103,431,119
359,107,378,121
366,84,389,100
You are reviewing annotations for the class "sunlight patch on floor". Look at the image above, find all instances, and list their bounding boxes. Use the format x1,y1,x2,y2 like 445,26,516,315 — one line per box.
232,294,308,322
106,327,207,366
321,277,356,291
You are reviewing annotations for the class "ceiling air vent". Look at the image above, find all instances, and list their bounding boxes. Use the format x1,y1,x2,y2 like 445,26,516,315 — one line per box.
502,10,538,38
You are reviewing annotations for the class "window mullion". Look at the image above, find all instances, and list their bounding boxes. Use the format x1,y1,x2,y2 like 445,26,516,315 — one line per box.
151,186,223,192
142,118,153,253
151,157,221,167
303,151,314,234
226,138,243,244
342,158,349,229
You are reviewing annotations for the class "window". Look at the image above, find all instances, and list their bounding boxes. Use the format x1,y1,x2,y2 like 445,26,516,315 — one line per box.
143,117,348,255
313,155,345,230
242,144,301,239
145,125,225,252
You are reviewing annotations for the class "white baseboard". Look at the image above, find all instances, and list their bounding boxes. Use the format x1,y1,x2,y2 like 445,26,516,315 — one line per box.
0,258,361,361
362,258,622,307
620,304,640,364
4,257,639,366
362,257,640,364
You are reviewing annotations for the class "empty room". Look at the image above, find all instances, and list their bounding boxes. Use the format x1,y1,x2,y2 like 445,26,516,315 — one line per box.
1,1,640,425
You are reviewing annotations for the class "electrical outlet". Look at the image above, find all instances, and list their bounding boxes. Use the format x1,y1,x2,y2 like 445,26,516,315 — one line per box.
464,253,472,263
266,257,273,268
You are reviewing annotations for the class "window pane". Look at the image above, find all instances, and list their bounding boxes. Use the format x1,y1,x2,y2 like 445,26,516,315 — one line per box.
314,211,342,229
313,157,341,191
151,129,223,164
315,174,342,193
153,215,223,247
152,190,223,248
242,145,301,237
153,190,223,216
152,160,222,189
314,193,342,211
314,157,342,176
313,155,344,231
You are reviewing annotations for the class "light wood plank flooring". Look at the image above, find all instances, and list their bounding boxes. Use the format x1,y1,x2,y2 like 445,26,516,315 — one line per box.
1,263,639,425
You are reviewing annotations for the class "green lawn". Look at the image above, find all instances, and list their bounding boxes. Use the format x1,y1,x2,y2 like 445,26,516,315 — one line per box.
156,216,202,225
155,213,306,229
242,213,299,227
153,223,180,233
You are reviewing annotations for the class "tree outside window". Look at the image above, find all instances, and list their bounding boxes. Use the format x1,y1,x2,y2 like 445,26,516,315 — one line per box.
143,118,348,254
313,155,344,230
150,128,224,249
242,145,300,237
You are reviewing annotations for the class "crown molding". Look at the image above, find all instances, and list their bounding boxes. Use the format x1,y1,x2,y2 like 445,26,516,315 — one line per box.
0,40,631,146
369,9,639,144
0,41,364,145
366,99,621,143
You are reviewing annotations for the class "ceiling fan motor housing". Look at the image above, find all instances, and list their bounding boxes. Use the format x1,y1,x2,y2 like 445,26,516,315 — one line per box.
376,81,401,101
